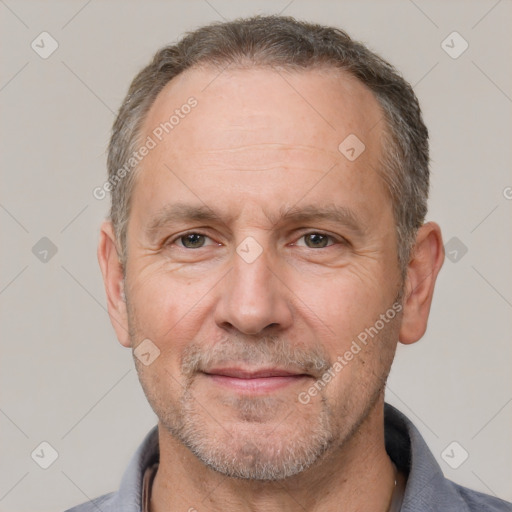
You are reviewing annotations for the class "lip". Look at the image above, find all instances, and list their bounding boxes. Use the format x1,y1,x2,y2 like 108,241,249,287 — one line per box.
201,367,310,393
204,367,306,379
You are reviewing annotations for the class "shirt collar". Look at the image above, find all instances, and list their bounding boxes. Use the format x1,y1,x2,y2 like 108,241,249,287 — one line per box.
384,403,471,511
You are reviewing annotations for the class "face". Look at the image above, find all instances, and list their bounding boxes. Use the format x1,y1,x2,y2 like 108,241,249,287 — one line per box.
118,66,405,480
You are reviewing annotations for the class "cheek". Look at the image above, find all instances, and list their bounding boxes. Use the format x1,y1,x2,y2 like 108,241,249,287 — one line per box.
295,269,392,352
125,266,226,380
126,265,203,337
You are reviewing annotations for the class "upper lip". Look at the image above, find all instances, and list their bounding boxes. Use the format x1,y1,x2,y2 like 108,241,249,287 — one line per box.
203,368,307,379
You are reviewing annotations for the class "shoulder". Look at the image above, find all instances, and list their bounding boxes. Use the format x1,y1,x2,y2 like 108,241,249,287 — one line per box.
64,491,116,512
384,404,512,511
62,426,159,512
451,482,512,512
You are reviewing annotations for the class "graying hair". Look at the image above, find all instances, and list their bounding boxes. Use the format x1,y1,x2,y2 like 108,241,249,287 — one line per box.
107,15,429,274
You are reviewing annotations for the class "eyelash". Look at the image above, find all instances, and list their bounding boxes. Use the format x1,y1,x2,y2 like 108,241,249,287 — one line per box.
167,231,344,249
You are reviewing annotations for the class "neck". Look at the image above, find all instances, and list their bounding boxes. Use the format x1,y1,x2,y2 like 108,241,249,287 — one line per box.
151,398,395,512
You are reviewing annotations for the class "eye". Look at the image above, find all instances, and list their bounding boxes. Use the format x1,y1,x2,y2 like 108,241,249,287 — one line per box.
172,232,215,249
295,232,339,249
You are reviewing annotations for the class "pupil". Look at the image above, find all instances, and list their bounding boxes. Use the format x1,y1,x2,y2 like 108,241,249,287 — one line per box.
184,234,204,248
308,234,327,248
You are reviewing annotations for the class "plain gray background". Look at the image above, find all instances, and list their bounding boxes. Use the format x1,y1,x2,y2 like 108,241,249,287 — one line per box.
1,0,511,510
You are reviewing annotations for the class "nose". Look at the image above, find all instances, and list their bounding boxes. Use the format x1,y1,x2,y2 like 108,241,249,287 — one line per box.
214,242,293,336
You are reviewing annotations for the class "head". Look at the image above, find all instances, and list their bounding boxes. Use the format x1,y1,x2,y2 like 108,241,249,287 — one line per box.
99,16,444,480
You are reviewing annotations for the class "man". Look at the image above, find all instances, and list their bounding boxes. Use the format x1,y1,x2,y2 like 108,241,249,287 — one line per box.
67,15,511,512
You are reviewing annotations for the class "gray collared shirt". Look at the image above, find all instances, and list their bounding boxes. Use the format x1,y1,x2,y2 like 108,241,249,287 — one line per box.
65,403,512,511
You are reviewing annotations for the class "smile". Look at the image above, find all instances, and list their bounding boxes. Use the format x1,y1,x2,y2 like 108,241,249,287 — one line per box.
201,368,311,393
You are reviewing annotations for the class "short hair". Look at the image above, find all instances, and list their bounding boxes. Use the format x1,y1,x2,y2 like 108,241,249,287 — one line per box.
107,15,429,274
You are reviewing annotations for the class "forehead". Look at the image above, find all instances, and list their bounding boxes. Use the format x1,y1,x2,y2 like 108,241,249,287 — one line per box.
141,64,384,162
133,65,389,224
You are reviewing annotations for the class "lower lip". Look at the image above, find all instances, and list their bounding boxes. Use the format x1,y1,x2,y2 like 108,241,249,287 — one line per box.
203,373,309,393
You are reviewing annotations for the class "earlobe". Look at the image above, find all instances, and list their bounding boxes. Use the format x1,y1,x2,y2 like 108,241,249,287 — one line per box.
399,222,445,345
97,221,131,348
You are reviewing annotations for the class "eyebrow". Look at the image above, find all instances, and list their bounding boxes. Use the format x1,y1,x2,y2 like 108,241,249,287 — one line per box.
145,203,229,239
275,204,364,234
145,202,365,239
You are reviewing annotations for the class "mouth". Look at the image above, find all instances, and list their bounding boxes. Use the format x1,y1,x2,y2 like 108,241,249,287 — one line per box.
200,367,312,394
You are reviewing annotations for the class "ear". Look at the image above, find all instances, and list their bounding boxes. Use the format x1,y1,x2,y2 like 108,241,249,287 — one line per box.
399,222,444,345
97,221,131,348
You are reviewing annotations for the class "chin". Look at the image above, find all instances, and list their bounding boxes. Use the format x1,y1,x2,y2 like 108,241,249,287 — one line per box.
161,389,336,481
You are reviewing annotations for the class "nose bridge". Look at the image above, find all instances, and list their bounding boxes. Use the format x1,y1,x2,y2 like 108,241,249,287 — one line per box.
215,237,292,335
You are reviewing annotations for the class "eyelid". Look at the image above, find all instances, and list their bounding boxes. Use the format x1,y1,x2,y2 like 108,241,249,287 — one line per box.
167,230,219,248
291,230,344,247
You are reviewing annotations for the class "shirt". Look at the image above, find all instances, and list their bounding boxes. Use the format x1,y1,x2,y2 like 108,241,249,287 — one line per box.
64,403,512,511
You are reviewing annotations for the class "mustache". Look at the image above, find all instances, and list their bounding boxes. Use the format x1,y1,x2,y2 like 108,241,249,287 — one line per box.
180,336,332,380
